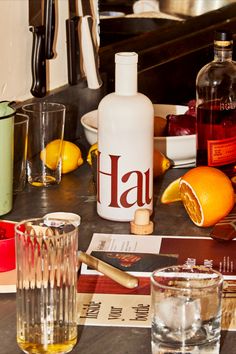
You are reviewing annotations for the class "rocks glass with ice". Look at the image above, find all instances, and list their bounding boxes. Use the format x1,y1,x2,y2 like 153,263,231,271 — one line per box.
15,218,78,354
151,265,223,354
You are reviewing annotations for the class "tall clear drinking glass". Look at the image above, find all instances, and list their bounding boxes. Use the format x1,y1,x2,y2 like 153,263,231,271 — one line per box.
15,218,78,354
22,102,65,187
13,113,29,193
151,265,223,354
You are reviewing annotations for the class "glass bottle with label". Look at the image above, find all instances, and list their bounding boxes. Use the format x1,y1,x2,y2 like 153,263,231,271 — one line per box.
97,52,154,221
196,30,236,177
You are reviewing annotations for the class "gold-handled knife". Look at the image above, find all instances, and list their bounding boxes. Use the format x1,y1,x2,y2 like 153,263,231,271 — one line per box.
78,251,139,289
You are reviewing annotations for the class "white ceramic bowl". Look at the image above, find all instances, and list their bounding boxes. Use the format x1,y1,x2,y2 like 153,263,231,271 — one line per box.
81,105,196,166
153,104,196,166
81,110,98,145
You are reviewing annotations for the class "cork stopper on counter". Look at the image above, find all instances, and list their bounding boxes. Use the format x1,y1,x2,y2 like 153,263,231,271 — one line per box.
130,208,153,235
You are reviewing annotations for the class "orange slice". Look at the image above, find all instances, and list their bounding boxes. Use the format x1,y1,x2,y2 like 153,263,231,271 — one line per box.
161,177,181,204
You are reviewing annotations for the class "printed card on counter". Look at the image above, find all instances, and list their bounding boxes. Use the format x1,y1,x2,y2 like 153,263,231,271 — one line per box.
77,233,236,330
77,293,151,328
80,233,236,279
81,233,178,277
76,292,236,331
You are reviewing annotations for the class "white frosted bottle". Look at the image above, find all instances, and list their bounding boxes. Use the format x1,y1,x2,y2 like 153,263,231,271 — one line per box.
97,52,154,221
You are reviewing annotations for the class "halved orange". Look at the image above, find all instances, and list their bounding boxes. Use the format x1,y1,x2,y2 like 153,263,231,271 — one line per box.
161,177,181,204
179,166,235,227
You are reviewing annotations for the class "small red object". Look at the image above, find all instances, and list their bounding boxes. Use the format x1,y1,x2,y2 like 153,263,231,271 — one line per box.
0,220,16,272
166,114,196,136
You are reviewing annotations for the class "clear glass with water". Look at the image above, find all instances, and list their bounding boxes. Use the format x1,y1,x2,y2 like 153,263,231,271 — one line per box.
151,265,223,354
15,218,78,354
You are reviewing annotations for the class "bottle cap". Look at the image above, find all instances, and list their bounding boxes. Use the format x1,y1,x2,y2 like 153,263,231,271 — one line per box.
214,30,232,42
214,30,233,48
130,208,153,235
115,52,138,65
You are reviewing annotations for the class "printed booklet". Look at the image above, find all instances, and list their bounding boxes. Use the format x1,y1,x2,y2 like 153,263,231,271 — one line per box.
77,233,236,330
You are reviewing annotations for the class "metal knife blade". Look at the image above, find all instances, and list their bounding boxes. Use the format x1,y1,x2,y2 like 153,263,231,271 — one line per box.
29,0,46,97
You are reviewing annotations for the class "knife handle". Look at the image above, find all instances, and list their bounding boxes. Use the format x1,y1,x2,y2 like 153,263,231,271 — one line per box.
45,0,55,59
78,251,139,289
66,17,80,85
30,26,46,98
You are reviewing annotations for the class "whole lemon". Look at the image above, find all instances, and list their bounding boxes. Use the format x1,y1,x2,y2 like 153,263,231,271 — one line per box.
153,149,171,178
40,139,83,174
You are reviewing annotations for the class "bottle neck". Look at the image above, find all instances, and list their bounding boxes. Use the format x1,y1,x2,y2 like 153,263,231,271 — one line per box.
115,62,137,95
214,48,232,61
214,40,233,61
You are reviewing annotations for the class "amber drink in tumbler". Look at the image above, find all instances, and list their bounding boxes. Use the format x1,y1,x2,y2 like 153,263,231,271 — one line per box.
15,218,78,354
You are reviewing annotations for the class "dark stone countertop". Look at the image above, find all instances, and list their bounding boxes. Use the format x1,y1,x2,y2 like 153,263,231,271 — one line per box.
1,164,235,354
